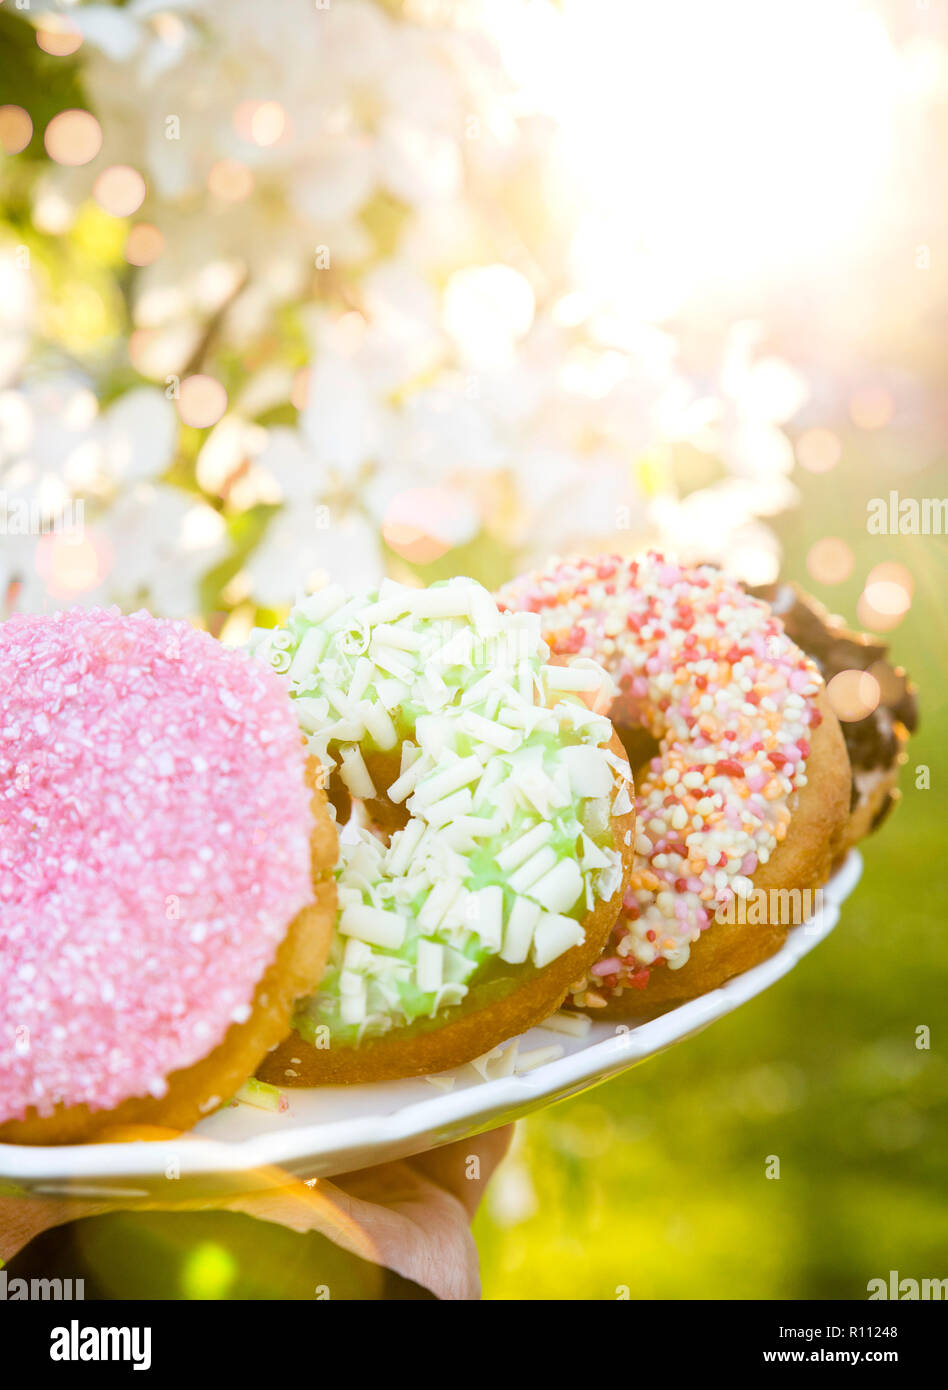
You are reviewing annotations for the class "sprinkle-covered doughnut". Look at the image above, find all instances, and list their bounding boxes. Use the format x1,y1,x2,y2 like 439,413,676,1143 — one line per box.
0,608,325,1140
498,554,850,1012
249,577,634,1081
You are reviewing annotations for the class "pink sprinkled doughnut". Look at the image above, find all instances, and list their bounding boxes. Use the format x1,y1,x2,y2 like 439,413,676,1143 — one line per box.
498,555,850,1015
0,608,332,1143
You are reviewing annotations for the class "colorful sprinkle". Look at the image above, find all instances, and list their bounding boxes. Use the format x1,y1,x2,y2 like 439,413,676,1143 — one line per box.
499,555,823,1001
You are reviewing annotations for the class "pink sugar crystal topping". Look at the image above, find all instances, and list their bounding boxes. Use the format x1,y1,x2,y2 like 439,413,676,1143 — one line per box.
0,608,314,1123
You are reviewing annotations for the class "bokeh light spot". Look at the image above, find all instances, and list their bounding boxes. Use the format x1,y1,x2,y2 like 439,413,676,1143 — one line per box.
865,561,914,606
0,106,33,155
796,427,842,474
180,1242,237,1300
94,164,147,218
153,13,188,46
207,159,254,202
177,375,228,430
31,185,74,233
806,536,853,586
234,100,287,148
864,582,911,617
252,101,286,146
849,385,894,431
826,668,881,722
35,532,111,599
383,488,478,565
44,109,102,166
36,17,83,57
124,223,165,267
857,561,913,630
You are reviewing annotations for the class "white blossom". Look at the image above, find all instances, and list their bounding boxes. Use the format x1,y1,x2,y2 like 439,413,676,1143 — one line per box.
4,0,810,618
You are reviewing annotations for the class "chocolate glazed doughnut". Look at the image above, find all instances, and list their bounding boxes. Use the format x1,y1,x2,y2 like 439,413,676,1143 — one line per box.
498,555,851,1020
749,582,918,852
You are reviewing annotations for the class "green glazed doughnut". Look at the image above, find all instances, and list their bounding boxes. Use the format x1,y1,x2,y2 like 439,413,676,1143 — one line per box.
248,576,635,1082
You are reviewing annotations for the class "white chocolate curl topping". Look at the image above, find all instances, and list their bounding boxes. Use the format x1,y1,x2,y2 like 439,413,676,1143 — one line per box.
249,578,632,1044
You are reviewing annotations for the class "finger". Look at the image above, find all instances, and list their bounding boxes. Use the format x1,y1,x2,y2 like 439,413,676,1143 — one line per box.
406,1123,515,1219
318,1170,482,1299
